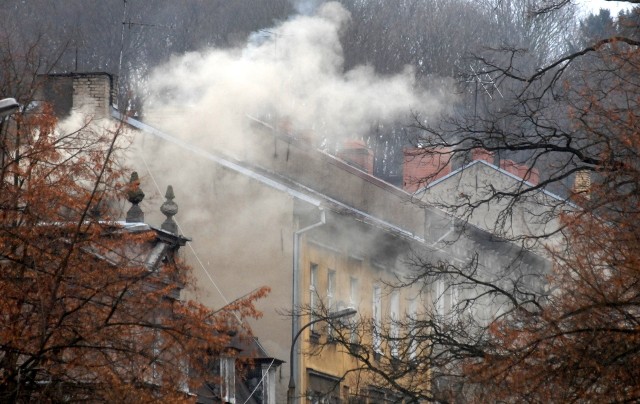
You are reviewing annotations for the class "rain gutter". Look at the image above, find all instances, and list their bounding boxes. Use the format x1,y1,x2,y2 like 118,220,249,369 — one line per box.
291,207,325,403
112,110,322,208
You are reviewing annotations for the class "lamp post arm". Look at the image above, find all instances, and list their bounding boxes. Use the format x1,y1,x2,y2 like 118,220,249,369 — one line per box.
288,316,325,403
288,315,326,388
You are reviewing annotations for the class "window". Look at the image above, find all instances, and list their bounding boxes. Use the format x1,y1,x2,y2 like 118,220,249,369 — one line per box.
242,361,277,404
310,263,318,331
327,270,336,311
389,291,400,358
408,297,418,360
349,277,359,343
327,269,336,337
151,331,160,382
434,280,444,315
451,284,459,313
349,277,358,308
307,370,342,404
372,285,382,355
220,356,236,403
261,362,277,404
434,280,458,316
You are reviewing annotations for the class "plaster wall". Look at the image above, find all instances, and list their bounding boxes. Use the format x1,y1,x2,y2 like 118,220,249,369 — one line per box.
421,162,569,247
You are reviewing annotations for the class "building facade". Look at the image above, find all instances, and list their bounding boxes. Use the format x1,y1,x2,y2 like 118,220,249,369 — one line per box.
43,72,550,403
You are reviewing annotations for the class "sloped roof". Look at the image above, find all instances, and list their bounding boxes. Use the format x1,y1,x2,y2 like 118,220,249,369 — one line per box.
418,159,569,204
114,109,429,245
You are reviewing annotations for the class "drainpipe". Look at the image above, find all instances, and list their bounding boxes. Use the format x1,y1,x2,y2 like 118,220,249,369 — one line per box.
291,207,325,404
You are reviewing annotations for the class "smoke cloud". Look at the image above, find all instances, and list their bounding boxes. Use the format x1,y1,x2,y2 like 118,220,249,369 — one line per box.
133,2,457,336
142,2,453,156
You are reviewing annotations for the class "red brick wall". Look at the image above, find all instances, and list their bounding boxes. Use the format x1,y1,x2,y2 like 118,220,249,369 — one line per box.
402,147,452,193
500,160,540,185
472,148,494,164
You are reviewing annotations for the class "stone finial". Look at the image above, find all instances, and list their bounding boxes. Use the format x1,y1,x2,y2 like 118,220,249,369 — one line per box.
160,185,178,234
126,172,145,223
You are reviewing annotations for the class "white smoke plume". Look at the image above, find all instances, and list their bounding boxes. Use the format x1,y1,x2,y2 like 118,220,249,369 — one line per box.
134,2,457,326
142,2,453,156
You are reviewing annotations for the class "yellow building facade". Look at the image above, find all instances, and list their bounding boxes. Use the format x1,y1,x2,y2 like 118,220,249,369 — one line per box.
295,219,432,403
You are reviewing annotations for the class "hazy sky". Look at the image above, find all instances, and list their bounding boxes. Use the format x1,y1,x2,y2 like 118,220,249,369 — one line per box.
579,0,634,15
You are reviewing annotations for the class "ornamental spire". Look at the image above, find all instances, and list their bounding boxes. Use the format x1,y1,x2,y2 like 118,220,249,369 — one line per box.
126,172,145,223
160,185,178,234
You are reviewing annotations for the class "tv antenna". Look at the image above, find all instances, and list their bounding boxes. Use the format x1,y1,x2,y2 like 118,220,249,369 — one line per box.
468,64,503,118
119,0,171,74
118,0,129,79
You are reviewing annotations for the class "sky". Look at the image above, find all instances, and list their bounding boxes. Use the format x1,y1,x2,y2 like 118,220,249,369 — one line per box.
579,0,634,16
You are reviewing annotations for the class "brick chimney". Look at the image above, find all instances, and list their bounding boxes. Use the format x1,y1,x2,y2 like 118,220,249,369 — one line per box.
71,73,115,118
471,148,494,164
402,147,452,193
337,139,374,175
573,170,591,199
499,160,540,185
38,72,116,120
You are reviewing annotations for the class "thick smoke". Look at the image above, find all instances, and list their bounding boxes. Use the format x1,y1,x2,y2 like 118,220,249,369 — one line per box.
142,2,453,156
135,2,457,334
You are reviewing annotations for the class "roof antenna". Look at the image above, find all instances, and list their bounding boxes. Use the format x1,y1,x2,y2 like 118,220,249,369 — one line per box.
468,64,503,118
118,0,128,79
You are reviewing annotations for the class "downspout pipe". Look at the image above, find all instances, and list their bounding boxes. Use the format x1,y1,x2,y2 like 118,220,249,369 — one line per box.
291,207,325,404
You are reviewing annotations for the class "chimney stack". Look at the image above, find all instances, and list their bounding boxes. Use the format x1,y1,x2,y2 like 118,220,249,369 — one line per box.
337,139,374,175
38,72,116,120
402,147,452,193
499,160,540,185
72,73,114,118
471,148,494,164
573,170,591,199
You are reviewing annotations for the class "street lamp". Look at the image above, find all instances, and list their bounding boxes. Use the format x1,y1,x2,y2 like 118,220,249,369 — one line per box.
0,98,19,118
287,307,357,404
